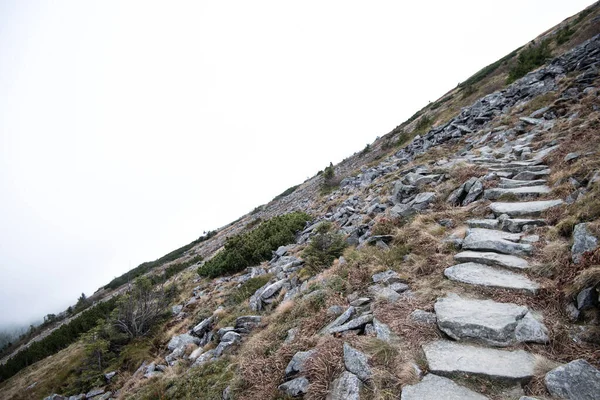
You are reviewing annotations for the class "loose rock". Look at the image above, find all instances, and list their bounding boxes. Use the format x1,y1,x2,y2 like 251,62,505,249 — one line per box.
545,359,600,400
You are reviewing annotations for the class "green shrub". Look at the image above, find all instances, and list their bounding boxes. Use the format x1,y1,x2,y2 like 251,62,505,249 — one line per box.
430,94,454,110
323,163,334,181
302,222,347,269
156,254,203,284
507,39,552,83
458,47,520,88
320,163,340,195
105,231,216,289
360,144,371,156
250,205,264,215
198,212,311,278
245,218,263,231
395,131,413,148
460,84,476,99
556,26,575,45
414,115,434,134
272,185,300,201
0,298,118,382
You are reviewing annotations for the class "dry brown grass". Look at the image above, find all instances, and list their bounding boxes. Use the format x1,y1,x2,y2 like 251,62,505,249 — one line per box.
393,219,455,278
0,342,85,400
233,288,342,400
569,264,600,297
374,299,440,351
533,240,571,278
304,337,344,400
448,163,488,184
236,330,314,400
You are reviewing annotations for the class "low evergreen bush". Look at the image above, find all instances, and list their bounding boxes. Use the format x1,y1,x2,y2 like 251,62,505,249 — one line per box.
198,212,311,278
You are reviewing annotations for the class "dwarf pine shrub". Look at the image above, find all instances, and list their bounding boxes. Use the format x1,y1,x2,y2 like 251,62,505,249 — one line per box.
303,222,346,269
198,212,311,278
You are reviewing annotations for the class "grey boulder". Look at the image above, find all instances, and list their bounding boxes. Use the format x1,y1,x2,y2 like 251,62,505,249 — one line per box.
571,223,598,264
192,316,214,336
235,315,262,333
285,350,316,376
214,331,241,357
372,270,403,285
326,371,362,400
278,376,310,397
167,333,200,351
544,359,600,400
343,343,371,382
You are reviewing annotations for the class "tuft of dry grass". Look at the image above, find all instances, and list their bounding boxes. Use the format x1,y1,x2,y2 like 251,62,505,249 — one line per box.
533,240,571,278
304,337,344,400
568,266,600,297
373,299,440,350
448,163,487,184
0,343,86,400
232,287,344,399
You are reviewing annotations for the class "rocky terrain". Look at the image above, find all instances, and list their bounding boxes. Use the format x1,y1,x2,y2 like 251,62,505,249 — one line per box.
2,3,600,400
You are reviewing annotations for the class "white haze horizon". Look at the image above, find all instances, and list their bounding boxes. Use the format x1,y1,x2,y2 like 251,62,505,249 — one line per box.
0,0,593,329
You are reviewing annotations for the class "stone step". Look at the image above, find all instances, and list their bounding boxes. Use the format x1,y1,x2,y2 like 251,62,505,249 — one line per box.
454,251,529,270
490,199,563,217
434,294,548,346
444,263,539,294
471,159,507,166
498,217,547,233
401,374,488,400
423,340,536,382
498,178,546,188
463,228,532,256
468,217,546,233
494,171,514,178
474,160,543,169
466,219,499,229
488,165,549,174
512,170,551,180
483,185,550,200
530,145,559,161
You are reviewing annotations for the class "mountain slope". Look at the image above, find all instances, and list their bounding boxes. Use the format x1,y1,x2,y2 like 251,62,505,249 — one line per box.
2,3,600,400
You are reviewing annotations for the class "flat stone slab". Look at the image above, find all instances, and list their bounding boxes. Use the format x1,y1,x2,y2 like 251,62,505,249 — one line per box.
444,263,539,294
490,200,563,217
466,219,499,229
423,340,536,382
401,374,488,400
544,359,600,400
466,228,522,241
500,218,547,233
489,165,549,174
454,251,529,270
321,306,355,334
463,228,532,256
499,178,546,188
343,343,371,382
435,294,528,346
328,314,373,334
483,186,550,200
512,170,551,180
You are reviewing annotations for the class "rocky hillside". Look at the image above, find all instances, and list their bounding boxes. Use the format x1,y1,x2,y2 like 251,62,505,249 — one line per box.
2,3,600,400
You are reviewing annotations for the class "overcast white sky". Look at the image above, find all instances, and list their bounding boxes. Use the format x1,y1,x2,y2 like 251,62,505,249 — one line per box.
0,0,593,328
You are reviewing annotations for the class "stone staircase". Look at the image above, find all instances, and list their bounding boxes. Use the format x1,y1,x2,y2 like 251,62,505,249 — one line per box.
404,130,564,398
